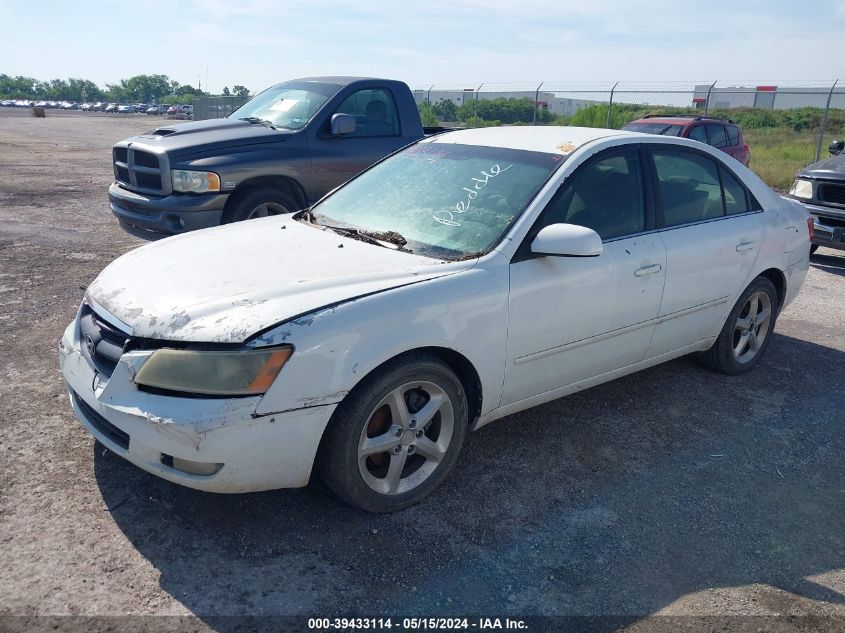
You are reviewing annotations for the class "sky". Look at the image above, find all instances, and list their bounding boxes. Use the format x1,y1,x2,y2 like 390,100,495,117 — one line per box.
1,0,843,95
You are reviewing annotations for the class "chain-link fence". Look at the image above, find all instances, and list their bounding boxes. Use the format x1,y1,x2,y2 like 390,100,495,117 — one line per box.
192,95,250,121
192,82,843,190
412,81,843,190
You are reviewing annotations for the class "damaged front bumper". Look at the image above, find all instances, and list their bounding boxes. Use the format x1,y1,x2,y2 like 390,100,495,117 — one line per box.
59,321,336,493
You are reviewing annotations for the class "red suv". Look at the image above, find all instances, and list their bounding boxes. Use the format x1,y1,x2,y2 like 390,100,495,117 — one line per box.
623,115,750,166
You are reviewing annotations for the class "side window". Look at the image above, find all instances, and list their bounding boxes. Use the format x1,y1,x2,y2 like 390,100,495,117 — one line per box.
705,124,728,148
652,149,724,227
721,166,752,215
727,125,740,146
334,88,400,138
688,125,707,143
540,149,645,240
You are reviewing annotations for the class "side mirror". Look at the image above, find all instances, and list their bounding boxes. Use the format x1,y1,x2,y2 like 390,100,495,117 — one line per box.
829,140,844,156
331,113,357,136
531,223,603,257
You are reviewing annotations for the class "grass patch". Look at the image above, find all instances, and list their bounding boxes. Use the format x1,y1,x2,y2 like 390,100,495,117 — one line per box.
744,128,821,191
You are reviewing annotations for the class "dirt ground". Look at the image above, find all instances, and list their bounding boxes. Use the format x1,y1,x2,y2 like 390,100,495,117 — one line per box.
0,108,844,631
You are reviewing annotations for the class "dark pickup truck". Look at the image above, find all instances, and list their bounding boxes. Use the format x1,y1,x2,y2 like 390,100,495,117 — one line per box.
109,77,443,236
785,140,845,253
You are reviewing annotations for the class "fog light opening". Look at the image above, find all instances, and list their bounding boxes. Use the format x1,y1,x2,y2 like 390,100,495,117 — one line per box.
164,214,187,232
161,453,223,476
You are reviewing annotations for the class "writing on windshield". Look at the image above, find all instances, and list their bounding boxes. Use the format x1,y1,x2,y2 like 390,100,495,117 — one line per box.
312,143,562,260
434,163,513,227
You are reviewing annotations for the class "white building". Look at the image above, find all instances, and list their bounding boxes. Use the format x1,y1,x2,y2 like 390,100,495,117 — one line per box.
692,84,845,110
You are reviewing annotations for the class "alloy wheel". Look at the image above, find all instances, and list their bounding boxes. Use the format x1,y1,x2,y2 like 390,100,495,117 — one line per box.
732,290,772,363
357,381,454,495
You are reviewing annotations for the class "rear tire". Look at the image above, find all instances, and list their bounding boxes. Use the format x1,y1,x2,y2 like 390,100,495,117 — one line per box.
701,277,778,375
318,353,468,512
810,244,819,256
222,186,300,224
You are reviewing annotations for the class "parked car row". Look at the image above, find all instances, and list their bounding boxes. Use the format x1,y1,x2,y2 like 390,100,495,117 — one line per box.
0,99,192,116
58,77,814,512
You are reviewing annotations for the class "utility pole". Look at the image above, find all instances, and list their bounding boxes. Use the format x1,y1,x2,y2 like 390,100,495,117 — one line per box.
532,82,543,125
703,80,717,115
606,81,619,128
815,79,839,162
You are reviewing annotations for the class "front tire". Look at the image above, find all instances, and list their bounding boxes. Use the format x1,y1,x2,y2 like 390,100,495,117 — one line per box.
222,186,300,224
318,353,468,512
701,277,778,375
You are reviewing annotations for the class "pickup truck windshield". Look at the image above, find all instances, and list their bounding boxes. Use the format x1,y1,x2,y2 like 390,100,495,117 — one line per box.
311,143,563,260
230,82,339,130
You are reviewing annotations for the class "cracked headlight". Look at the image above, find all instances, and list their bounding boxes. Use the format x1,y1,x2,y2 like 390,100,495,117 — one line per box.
134,347,292,396
171,170,221,193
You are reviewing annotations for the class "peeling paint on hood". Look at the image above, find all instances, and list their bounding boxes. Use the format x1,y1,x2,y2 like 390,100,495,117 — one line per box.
87,217,475,343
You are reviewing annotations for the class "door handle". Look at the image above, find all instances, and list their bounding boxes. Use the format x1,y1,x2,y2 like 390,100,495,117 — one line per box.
736,240,756,252
634,263,662,277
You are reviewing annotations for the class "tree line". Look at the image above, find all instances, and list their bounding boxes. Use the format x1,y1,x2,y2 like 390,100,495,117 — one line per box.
0,73,250,104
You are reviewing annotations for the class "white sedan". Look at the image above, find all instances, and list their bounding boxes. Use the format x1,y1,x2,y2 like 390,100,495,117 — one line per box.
60,127,811,512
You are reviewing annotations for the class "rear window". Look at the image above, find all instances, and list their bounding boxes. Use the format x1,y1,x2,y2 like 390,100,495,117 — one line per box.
623,122,684,136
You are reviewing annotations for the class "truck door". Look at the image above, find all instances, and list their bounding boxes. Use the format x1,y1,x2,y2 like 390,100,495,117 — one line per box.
307,88,408,202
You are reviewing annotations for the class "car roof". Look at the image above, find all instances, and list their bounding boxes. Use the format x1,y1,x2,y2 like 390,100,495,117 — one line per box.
629,117,696,125
424,126,633,155
629,115,735,126
287,76,402,87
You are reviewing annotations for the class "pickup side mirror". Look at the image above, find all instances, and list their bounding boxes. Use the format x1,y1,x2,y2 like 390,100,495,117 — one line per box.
829,140,844,156
331,113,357,136
531,223,603,257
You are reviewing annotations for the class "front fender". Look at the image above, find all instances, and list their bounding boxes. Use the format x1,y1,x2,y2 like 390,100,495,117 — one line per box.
254,254,510,418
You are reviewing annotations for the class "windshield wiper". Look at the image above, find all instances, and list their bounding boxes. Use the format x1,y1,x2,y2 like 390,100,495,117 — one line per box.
239,117,277,130
298,208,322,226
297,211,410,251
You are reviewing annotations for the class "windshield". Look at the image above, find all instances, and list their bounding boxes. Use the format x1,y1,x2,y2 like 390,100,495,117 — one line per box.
310,143,563,260
623,122,684,136
229,82,339,130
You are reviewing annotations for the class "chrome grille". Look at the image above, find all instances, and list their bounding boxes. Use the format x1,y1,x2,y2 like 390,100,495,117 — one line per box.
112,145,165,194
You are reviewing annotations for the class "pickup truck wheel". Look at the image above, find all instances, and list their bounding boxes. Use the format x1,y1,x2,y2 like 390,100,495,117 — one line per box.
318,354,468,512
701,277,778,375
223,187,300,224
810,244,819,255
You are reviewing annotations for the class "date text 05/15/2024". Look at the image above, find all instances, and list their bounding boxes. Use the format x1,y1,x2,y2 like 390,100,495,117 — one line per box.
308,617,528,630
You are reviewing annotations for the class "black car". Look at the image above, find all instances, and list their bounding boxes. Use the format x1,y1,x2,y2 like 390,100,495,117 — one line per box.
785,140,845,253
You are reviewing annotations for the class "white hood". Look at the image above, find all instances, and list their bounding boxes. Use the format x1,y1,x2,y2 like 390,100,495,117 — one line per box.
87,217,474,343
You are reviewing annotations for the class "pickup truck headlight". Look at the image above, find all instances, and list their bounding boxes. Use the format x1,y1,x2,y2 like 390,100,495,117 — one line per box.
134,346,292,396
789,179,813,200
171,170,221,193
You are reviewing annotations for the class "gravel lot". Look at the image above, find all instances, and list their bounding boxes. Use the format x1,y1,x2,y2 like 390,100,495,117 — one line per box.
1,109,844,631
